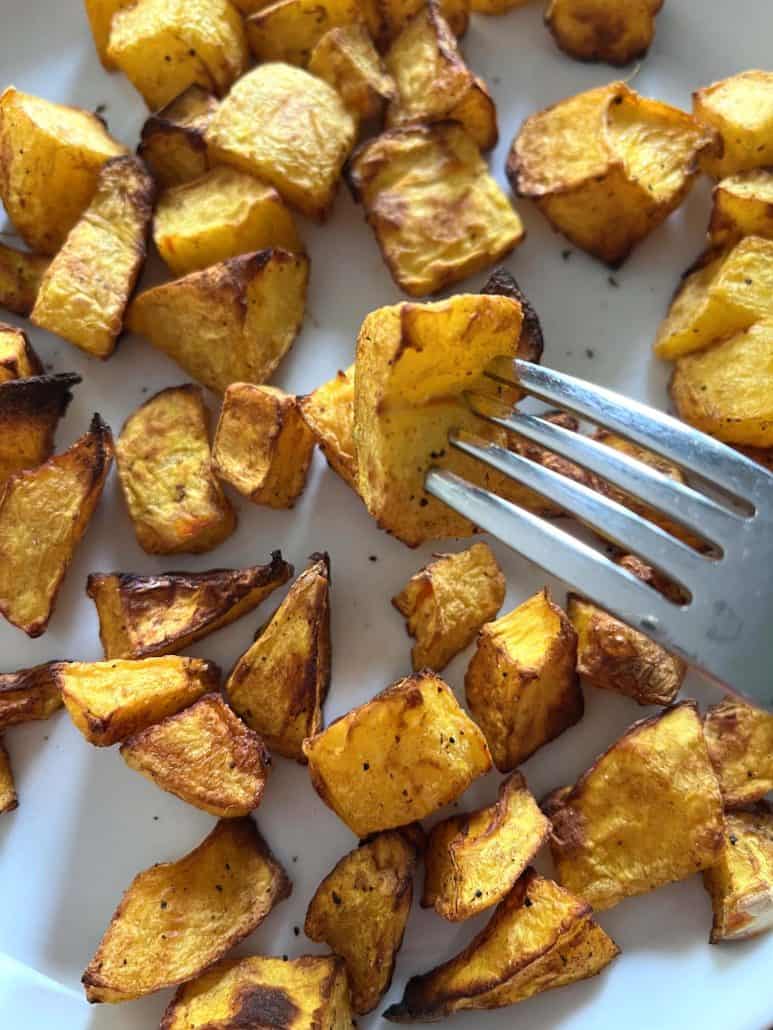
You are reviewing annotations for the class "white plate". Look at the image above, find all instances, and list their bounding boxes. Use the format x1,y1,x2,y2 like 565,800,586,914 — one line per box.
1,2,772,1028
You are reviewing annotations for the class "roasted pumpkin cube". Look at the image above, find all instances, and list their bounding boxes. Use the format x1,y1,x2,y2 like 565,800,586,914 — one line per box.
84,0,136,68
299,365,357,489
694,71,773,179
0,661,62,731
709,170,773,248
0,373,79,492
0,741,17,814
703,804,773,943
309,24,396,122
545,0,663,66
138,86,218,189
0,244,50,317
246,0,361,66
0,324,42,382
704,698,773,808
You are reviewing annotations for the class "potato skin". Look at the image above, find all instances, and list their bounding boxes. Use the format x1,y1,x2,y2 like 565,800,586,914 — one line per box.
703,698,773,808
703,804,773,943
480,267,544,365
0,740,18,814
694,71,773,179
0,373,80,493
0,245,50,317
545,0,663,66
137,85,218,189
0,661,62,731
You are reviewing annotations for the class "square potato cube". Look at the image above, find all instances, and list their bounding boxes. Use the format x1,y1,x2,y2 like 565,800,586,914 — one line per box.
84,0,135,68
0,325,42,383
309,24,396,122
0,741,17,814
299,364,357,488
246,0,361,66
545,0,663,66
138,86,219,189
0,245,50,317
694,71,773,179
704,698,773,808
703,805,773,943
709,170,773,248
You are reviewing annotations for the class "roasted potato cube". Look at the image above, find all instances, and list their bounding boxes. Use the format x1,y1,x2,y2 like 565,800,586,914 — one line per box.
547,701,724,910
422,772,550,922
508,82,718,266
350,123,523,296
31,157,154,359
206,63,356,221
246,0,361,66
0,324,42,382
309,24,396,122
83,819,291,1003
0,740,17,814
0,244,50,317
385,869,619,1021
545,0,663,66
299,365,357,488
127,250,309,394
704,698,773,808
393,543,505,672
226,555,330,761
107,0,248,111
138,85,218,189
703,804,773,943
0,373,80,492
304,670,491,836
465,590,581,772
0,87,127,255
694,71,773,179
84,0,136,68
160,955,351,1030
0,415,113,637
87,553,292,659
212,383,315,508
709,170,773,248
365,0,470,46
120,693,270,816
0,662,62,730
305,830,420,1013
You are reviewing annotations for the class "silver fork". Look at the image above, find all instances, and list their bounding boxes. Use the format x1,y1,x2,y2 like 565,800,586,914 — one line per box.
425,360,773,711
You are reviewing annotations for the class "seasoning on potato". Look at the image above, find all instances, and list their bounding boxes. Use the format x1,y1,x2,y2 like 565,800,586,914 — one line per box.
0,373,80,491
703,698,773,808
299,365,357,489
693,70,773,179
709,169,773,247
0,740,17,814
82,819,291,1003
0,245,50,317
137,85,218,189
245,0,361,66
0,662,62,731
309,23,396,123
545,0,663,66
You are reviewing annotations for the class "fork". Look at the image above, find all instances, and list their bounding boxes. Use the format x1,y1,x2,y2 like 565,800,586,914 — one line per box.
425,360,773,711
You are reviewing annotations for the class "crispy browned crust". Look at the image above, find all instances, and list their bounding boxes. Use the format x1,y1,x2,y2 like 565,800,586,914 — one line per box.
0,243,51,316
0,372,80,421
0,323,43,379
480,267,544,364
616,553,689,605
0,660,63,730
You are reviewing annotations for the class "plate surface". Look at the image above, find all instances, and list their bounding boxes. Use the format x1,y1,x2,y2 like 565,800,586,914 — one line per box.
1,2,772,1028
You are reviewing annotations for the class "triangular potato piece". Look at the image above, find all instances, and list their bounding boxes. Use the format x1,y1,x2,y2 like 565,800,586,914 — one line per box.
0,661,62,730
0,373,80,492
703,803,773,942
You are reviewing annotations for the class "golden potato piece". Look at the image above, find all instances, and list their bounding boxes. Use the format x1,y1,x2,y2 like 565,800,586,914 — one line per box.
0,87,127,255
127,250,309,394
0,661,62,731
0,740,17,814
709,170,773,248
393,543,505,672
87,553,293,659
206,63,356,221
84,0,135,68
212,383,315,508
0,373,80,492
0,415,113,637
385,869,619,1021
83,818,291,1003
547,701,724,910
703,804,773,943
120,693,270,816
545,0,663,66
116,385,235,554
350,122,523,296
0,324,42,382
246,0,361,66
160,955,351,1030
107,0,248,111
365,0,470,47
31,157,154,359
304,670,491,836
508,82,718,266
704,698,773,808
465,589,581,772
422,772,550,922
0,244,50,317
694,71,773,179
309,24,396,123
299,365,357,489
226,555,330,761
138,85,218,189
305,830,420,1013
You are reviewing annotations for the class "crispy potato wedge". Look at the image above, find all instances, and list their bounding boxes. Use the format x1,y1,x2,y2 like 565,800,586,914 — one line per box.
226,555,330,761
547,701,724,910
0,740,17,814
508,82,717,266
365,0,469,47
385,869,619,1021
309,24,396,123
87,553,293,659
465,589,582,772
212,383,315,508
709,170,773,248
138,85,218,189
0,87,127,255
423,772,550,922
545,0,663,66
84,0,136,68
703,804,773,943
0,373,80,492
59,656,219,747
350,122,523,296
121,693,270,816
206,63,356,221
127,250,309,394
0,415,113,637
0,244,50,317
299,365,357,489
116,385,235,554
304,670,491,836
305,830,420,1013
393,543,505,672
694,71,773,179
161,955,351,1030
246,0,361,66
31,157,154,359
0,662,62,731
107,0,248,111
83,819,291,1003
0,324,42,382
704,698,773,808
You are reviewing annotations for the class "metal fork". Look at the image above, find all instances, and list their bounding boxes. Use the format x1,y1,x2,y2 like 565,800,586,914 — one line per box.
425,360,773,710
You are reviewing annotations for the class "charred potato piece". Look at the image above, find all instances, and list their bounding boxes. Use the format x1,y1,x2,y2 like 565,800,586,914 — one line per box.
694,71,773,179
305,830,420,1013
703,804,773,943
226,555,330,761
0,661,62,730
299,365,357,489
84,0,136,68
0,740,17,814
350,123,523,296
212,383,315,508
138,86,218,189
59,656,219,746
0,415,113,637
508,82,717,266
0,244,50,317
465,589,582,772
116,385,235,554
423,772,550,922
83,819,291,1003
393,542,505,672
545,0,663,66
0,324,42,382
246,0,361,66
31,157,154,359
547,702,724,910
365,0,469,47
127,250,309,394
0,373,80,492
309,24,396,123
0,87,127,255
206,63,356,221
709,170,773,248
86,553,293,659
385,869,619,1021
303,670,491,836
704,698,773,808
